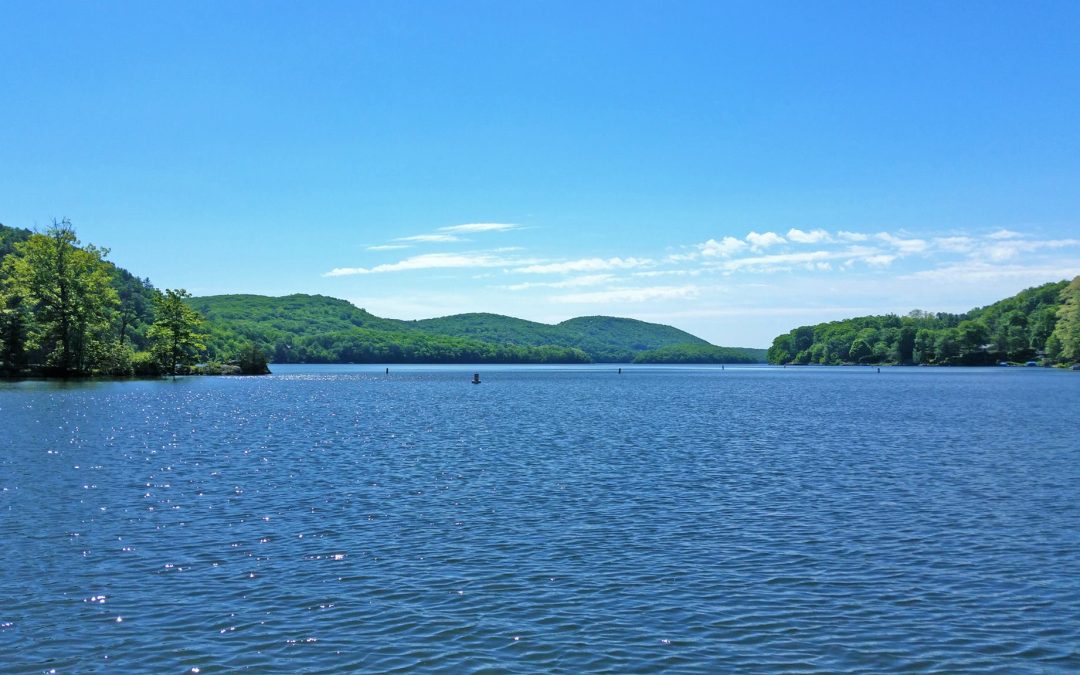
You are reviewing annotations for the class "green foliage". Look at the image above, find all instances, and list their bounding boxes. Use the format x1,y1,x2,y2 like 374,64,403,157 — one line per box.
190,296,728,364
0,223,33,259
401,313,714,362
767,279,1077,366
555,316,710,362
188,294,405,362
632,342,767,364
237,342,271,375
284,328,590,364
149,289,206,375
131,350,162,376
110,266,157,351
1,220,120,375
406,312,572,347
0,289,30,375
1049,277,1080,363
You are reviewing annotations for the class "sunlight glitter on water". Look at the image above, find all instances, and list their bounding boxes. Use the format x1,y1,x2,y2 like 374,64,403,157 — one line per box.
1,366,1078,671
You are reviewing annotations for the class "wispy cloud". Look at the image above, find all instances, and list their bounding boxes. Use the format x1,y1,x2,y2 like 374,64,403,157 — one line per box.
863,254,897,267
501,274,615,291
876,232,928,254
717,250,834,272
903,260,1080,283
514,256,653,274
932,236,975,253
439,222,520,233
395,234,461,243
837,231,870,242
977,238,1080,262
324,252,521,276
366,244,411,251
365,222,521,250
551,284,700,304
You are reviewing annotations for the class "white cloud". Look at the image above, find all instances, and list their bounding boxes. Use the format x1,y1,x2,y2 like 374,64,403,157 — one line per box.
903,261,1080,283
978,238,1080,262
666,252,699,262
502,274,615,291
551,285,700,304
439,222,519,233
863,254,897,267
366,244,411,251
324,252,519,276
842,245,883,258
837,231,870,241
786,228,831,244
746,231,786,251
988,228,1022,240
698,236,747,257
876,232,928,254
635,305,876,319
719,250,832,271
395,234,461,243
633,269,703,278
514,256,653,274
932,236,975,253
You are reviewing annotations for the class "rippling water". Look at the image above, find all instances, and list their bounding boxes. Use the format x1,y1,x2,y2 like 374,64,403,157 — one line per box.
2,365,1079,672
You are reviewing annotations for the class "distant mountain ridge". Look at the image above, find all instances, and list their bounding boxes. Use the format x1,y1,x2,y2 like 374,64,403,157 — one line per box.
188,293,766,364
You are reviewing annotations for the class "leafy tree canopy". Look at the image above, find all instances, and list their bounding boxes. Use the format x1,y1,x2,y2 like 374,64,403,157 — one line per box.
767,279,1077,366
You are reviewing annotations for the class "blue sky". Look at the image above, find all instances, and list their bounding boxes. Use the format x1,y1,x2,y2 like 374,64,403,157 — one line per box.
2,1,1079,346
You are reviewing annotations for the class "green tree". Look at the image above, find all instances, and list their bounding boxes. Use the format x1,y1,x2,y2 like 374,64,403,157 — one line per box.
913,329,935,363
0,220,119,375
0,289,29,374
935,329,960,363
767,334,795,364
848,338,872,363
149,289,206,375
237,341,271,374
897,325,916,363
956,320,989,353
1049,276,1080,363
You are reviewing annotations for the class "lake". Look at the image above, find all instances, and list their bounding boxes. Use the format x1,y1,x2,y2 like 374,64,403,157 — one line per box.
2,365,1078,672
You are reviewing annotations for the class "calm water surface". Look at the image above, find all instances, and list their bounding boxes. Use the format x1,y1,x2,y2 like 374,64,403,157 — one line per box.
2,365,1079,672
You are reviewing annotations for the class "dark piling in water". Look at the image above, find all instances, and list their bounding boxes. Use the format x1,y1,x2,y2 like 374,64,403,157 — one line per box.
472,373,481,385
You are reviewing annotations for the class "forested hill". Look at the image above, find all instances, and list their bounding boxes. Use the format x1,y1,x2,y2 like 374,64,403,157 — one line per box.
0,223,33,258
405,312,719,362
767,278,1080,366
186,294,587,364
190,294,766,364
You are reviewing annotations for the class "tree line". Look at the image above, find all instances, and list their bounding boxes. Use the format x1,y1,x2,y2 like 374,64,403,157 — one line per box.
0,221,264,377
767,278,1080,366
631,342,766,364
